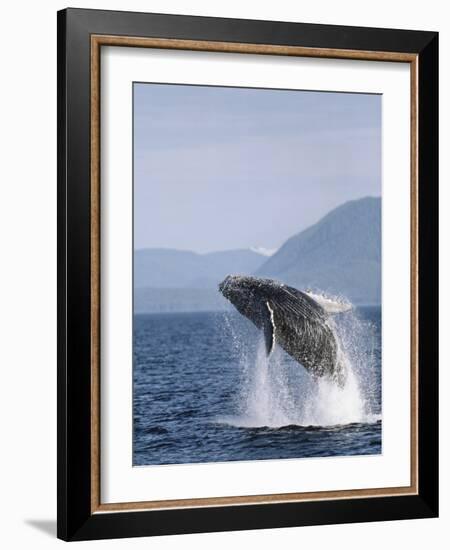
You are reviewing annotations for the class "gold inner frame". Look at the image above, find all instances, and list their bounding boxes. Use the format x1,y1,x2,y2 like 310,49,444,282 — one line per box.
90,35,419,514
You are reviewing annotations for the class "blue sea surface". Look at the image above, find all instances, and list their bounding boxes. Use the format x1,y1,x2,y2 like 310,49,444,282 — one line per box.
133,307,381,466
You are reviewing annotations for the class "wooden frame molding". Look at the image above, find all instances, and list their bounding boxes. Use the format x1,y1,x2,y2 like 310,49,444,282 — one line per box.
90,34,419,515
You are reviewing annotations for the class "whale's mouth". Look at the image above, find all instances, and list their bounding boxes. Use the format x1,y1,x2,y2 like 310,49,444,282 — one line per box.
218,276,232,299
219,275,249,300
219,275,260,320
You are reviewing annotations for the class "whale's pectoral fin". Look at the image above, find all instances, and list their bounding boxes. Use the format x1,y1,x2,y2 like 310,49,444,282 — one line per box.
263,320,274,355
263,301,276,356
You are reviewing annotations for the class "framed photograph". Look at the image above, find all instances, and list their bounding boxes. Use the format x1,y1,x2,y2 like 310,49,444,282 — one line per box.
57,8,438,541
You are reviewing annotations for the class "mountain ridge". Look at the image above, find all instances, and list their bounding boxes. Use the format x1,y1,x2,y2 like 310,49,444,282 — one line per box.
134,196,381,312
134,247,267,289
257,196,381,304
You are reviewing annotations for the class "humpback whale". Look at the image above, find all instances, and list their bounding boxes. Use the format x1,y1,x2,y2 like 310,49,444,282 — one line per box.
218,275,350,386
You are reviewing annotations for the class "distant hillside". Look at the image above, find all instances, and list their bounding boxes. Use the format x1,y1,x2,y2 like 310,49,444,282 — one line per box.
134,197,381,313
134,287,230,314
134,248,266,289
257,197,381,304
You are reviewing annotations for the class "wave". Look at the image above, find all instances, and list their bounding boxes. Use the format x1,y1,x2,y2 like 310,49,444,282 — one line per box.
217,298,380,429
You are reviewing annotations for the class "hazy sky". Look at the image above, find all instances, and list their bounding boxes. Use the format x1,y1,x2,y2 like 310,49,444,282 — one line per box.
134,83,381,253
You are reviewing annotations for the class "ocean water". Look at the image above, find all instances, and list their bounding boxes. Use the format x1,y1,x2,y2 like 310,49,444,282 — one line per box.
133,306,381,466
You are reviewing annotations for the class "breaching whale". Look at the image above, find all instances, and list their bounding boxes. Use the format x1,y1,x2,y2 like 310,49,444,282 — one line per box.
218,275,350,386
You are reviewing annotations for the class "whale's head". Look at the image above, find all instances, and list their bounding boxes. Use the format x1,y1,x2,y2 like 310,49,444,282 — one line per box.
219,275,280,322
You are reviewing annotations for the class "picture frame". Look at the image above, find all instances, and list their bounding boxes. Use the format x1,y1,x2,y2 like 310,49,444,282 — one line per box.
57,7,438,541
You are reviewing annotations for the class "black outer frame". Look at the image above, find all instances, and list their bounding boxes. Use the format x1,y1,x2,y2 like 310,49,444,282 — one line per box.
57,7,438,542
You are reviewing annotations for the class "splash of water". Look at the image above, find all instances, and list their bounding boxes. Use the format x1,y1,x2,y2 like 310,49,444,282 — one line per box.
219,299,380,429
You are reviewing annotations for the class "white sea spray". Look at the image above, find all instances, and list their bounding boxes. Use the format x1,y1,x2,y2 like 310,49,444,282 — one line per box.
219,295,380,428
